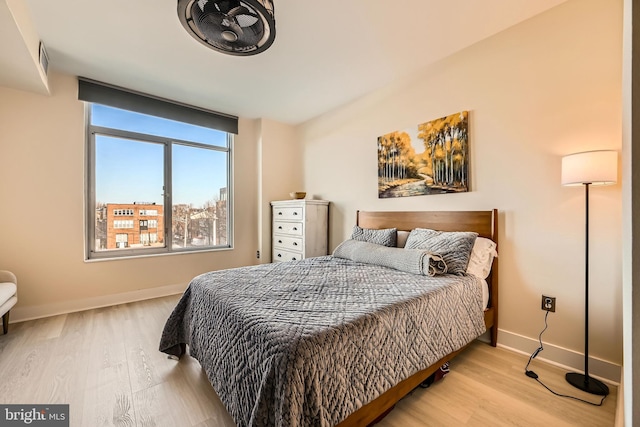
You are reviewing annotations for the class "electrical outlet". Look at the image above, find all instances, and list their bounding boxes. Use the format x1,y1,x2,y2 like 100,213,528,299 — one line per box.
541,295,556,312
256,250,260,259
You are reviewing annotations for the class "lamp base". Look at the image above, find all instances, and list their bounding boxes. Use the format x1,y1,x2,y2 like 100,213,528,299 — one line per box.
565,372,609,396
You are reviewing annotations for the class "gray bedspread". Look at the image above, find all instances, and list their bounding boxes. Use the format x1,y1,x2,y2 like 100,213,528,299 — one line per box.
159,256,486,427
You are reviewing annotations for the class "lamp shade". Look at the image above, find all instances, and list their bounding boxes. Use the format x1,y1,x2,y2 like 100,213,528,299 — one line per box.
561,150,617,186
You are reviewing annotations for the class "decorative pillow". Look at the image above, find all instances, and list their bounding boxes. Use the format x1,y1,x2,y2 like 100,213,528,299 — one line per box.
351,225,397,247
397,230,410,248
333,239,447,276
404,228,478,275
466,237,498,279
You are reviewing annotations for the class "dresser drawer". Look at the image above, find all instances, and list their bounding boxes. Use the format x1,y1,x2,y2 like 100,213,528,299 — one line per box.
273,221,303,236
273,206,304,220
273,235,303,252
272,248,302,262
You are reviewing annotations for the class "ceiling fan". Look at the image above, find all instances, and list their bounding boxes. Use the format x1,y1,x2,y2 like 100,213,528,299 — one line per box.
177,0,276,56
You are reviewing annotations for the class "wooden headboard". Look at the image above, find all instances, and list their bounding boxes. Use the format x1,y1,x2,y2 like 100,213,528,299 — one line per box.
356,209,497,240
356,209,498,347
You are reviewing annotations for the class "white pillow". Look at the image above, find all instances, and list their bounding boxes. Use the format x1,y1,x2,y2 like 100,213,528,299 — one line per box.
397,230,410,248
466,237,498,279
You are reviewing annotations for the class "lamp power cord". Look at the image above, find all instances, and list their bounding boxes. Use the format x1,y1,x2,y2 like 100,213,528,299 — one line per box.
524,310,607,406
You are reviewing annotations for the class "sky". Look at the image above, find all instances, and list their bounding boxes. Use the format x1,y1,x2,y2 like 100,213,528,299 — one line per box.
93,105,228,207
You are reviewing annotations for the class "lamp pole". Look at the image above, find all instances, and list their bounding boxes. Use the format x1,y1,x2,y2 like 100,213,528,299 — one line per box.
584,182,591,385
565,182,609,395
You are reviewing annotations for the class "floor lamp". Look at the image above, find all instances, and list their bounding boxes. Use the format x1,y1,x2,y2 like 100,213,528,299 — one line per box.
561,150,617,396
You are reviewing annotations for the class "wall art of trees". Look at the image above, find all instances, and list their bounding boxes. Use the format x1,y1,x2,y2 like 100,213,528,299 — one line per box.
378,111,469,198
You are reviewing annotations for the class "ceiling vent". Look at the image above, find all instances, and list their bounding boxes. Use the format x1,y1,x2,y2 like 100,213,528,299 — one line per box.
177,0,276,56
38,41,49,76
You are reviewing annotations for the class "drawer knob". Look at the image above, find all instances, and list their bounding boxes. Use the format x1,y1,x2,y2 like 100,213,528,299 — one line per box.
278,212,283,215
292,257,297,260
278,240,283,243
293,242,298,246
278,226,283,230
293,212,298,216
277,254,282,257
293,227,298,231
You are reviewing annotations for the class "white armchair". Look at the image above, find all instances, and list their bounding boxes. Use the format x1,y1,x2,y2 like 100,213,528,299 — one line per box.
0,270,17,334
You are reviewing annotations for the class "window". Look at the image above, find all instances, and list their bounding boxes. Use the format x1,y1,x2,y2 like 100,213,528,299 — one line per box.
82,79,236,260
114,220,134,229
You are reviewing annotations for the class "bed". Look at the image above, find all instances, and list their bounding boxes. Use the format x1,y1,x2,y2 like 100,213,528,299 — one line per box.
159,209,499,427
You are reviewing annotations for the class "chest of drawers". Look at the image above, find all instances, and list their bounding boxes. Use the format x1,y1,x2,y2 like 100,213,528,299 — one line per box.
271,200,329,262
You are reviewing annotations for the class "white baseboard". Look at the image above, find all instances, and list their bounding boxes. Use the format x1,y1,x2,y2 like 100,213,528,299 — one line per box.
496,328,621,384
10,283,187,323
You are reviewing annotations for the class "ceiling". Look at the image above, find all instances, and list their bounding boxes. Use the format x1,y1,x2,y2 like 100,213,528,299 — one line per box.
2,0,568,125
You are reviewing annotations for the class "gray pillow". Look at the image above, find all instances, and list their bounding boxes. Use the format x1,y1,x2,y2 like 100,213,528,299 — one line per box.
404,228,478,275
351,225,397,247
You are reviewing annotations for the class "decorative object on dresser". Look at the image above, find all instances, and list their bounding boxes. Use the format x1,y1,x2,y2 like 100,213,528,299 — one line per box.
271,199,329,262
289,191,306,199
561,150,617,396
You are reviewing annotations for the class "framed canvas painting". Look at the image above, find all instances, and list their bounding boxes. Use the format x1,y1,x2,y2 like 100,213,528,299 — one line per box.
378,111,469,198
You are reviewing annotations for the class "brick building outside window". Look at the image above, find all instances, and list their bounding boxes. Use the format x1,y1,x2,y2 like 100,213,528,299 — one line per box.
102,203,164,250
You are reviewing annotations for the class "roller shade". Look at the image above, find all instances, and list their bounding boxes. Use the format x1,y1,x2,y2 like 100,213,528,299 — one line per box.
78,77,238,134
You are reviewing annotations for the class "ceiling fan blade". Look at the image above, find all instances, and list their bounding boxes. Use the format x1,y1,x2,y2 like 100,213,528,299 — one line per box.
213,0,241,14
227,5,250,17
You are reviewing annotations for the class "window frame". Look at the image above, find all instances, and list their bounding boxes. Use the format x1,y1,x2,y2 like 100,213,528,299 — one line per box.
84,104,234,261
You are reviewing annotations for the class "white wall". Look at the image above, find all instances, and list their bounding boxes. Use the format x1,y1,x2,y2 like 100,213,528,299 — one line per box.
297,0,623,379
0,71,261,320
257,119,302,263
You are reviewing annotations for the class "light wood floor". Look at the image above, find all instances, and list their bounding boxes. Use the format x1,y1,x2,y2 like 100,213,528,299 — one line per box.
0,295,617,426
